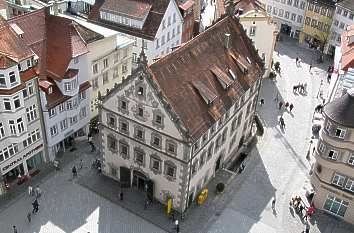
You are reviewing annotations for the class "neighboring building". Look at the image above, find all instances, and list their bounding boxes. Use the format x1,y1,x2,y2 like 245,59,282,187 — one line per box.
99,16,263,213
299,0,335,53
215,0,278,76
0,17,45,193
328,0,354,56
9,8,93,160
259,0,307,38
178,0,195,43
311,25,354,224
61,15,134,118
0,0,8,19
88,0,184,68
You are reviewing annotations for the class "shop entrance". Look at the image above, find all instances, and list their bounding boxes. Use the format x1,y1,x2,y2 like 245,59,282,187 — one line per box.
132,170,147,191
26,151,43,172
4,164,24,183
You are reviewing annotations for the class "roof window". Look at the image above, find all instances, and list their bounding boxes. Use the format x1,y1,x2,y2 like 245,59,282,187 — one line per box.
193,81,217,105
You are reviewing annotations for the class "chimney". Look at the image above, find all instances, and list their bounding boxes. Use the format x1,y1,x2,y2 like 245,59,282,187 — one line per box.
225,33,231,49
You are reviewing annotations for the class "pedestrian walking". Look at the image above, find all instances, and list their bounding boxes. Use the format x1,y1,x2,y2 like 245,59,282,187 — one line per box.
295,57,299,66
35,186,41,198
27,212,31,223
32,199,39,213
72,166,77,178
278,101,283,110
271,197,276,209
285,102,289,108
28,185,33,196
78,159,83,170
13,225,18,233
260,98,265,106
120,192,123,201
289,103,294,112
274,93,279,102
309,63,313,72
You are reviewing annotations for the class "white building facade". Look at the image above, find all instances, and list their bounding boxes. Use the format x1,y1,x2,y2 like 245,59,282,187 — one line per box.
0,19,45,193
99,17,263,213
90,0,184,67
328,0,354,55
261,0,307,38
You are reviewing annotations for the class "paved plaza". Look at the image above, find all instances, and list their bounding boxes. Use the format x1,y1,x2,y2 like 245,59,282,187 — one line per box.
1,38,354,233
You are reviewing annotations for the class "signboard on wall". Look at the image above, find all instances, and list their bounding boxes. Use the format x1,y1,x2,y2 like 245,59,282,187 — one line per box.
0,144,43,174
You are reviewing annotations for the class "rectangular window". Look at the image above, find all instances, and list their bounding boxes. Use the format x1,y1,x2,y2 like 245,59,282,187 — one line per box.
0,122,4,139
165,164,176,178
285,11,290,19
328,150,338,160
4,99,11,110
249,26,256,36
294,0,299,7
335,128,346,139
120,121,128,133
9,120,16,135
151,158,161,171
300,1,305,9
50,125,58,137
103,58,108,69
291,13,296,21
120,142,129,157
26,105,37,123
60,119,68,131
314,5,320,13
138,107,144,117
319,142,326,152
287,0,292,5
59,103,65,113
80,107,87,119
92,64,98,74
103,72,108,84
305,17,311,25
323,195,348,217
9,71,17,86
64,82,71,91
345,179,354,192
267,5,272,13
152,135,161,147
273,7,278,15
336,8,342,15
108,136,117,151
13,96,20,109
28,82,34,95
297,15,303,23
135,149,144,165
49,108,56,118
17,118,24,134
325,121,332,131
167,141,176,154
332,173,345,187
320,7,327,16
0,74,6,87
348,155,354,166
122,63,128,73
279,9,284,17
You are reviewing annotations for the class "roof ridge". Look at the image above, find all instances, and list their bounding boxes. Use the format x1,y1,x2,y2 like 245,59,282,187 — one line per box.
150,16,231,66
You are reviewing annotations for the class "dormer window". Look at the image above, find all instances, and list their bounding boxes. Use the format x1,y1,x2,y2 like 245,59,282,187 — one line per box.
64,82,71,91
138,107,144,117
18,64,22,71
48,87,53,95
27,60,31,68
138,87,144,96
335,128,346,139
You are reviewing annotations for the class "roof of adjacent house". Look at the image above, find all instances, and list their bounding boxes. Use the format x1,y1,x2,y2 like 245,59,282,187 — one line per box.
341,24,354,71
101,0,152,19
0,16,33,68
178,0,194,11
337,0,354,12
324,88,354,128
216,0,266,17
8,8,93,107
148,16,263,141
88,0,170,40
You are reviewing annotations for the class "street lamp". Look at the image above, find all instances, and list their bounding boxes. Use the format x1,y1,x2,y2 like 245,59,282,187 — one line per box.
175,220,179,233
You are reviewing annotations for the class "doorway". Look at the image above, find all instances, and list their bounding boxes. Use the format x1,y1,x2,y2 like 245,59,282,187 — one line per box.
133,170,147,191
215,156,221,172
120,166,131,188
188,192,194,208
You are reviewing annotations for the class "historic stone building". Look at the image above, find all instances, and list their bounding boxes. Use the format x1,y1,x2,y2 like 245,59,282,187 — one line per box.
99,16,264,213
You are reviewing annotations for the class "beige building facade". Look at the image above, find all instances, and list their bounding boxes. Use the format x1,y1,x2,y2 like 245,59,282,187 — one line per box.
99,16,264,213
311,90,354,223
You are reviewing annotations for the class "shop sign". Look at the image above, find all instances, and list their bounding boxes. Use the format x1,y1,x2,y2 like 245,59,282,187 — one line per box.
1,144,43,173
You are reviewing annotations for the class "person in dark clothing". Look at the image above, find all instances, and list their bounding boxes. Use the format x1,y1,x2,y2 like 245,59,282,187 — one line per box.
289,103,294,112
278,101,283,110
72,166,77,178
13,226,18,233
32,199,39,213
120,192,123,201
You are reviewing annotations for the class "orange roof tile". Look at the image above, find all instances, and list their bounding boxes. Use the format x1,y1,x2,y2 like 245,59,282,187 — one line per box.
341,24,354,71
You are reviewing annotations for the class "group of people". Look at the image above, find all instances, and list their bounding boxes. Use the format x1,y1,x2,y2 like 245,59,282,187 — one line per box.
293,83,307,94
289,196,315,220
278,101,294,112
26,185,42,224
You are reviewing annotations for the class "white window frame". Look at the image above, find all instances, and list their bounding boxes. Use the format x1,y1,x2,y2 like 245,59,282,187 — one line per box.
319,142,326,152
348,154,354,166
345,179,354,192
332,173,345,187
48,108,56,118
0,122,5,139
335,128,346,139
328,149,338,160
50,125,58,137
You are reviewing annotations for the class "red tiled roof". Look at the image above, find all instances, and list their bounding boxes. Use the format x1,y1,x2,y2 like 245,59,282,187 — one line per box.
101,0,152,19
0,16,33,65
38,79,54,91
63,69,79,79
148,16,263,141
45,81,91,109
20,67,38,82
216,0,265,16
8,8,89,80
89,0,170,40
0,55,16,68
341,25,354,71
179,0,194,11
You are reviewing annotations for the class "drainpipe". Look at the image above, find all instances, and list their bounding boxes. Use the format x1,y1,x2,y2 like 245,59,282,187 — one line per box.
35,78,50,163
182,142,193,219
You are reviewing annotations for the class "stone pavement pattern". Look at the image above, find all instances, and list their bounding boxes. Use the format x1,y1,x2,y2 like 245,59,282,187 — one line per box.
0,142,166,233
204,37,354,233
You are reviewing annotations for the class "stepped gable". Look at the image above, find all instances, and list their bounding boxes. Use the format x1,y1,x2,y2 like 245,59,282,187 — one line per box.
148,16,263,141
